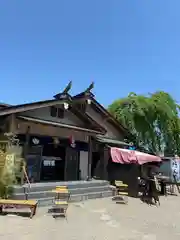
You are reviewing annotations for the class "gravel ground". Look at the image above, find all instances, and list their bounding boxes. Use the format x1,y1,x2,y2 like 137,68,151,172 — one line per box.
0,195,180,240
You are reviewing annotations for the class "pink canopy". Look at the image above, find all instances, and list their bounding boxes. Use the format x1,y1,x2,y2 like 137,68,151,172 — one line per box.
110,147,161,165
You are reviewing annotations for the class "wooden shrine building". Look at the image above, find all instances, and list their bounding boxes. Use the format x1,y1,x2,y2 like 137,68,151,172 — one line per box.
0,82,131,184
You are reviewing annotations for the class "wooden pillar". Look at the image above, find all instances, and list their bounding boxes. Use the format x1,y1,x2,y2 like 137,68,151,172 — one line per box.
99,145,104,179
87,135,92,180
9,114,17,133
103,147,109,180
23,126,30,157
21,126,30,184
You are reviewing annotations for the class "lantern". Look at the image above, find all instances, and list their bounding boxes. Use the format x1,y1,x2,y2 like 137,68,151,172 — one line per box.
69,136,76,148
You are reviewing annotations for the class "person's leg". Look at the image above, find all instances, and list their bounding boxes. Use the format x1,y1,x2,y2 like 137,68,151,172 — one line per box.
152,181,160,205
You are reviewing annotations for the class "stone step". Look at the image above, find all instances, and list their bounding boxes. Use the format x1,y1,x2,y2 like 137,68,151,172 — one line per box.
13,180,109,194
12,185,111,200
36,190,113,207
11,180,113,207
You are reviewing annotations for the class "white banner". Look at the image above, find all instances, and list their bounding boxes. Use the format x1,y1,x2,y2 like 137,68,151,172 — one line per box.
171,159,180,182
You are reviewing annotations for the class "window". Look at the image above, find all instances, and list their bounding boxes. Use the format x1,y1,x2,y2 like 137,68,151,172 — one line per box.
57,108,64,118
50,106,57,117
50,106,64,118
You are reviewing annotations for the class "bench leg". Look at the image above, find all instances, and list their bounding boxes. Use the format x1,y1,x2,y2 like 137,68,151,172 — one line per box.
33,204,37,215
30,205,37,218
30,208,34,218
0,205,3,214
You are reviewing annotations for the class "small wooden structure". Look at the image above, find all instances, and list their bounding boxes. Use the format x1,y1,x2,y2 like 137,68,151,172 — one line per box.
50,186,70,218
112,180,128,204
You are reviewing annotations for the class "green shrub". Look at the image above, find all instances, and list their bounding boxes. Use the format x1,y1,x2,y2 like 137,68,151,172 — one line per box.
0,181,14,199
0,164,17,199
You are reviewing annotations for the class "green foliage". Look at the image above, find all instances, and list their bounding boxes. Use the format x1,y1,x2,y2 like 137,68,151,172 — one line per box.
108,91,180,156
0,133,21,198
0,167,16,199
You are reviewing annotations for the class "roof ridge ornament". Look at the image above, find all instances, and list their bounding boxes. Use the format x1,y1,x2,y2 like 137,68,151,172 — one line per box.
84,81,94,94
62,80,72,94
53,81,72,99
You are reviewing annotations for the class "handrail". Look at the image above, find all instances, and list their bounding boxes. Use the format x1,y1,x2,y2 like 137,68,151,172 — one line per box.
22,166,31,200
23,166,31,187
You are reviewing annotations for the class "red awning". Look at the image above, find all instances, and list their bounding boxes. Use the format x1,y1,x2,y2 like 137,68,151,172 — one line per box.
110,147,161,165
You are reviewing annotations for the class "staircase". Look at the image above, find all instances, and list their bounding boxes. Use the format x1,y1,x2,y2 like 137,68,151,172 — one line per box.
12,180,113,206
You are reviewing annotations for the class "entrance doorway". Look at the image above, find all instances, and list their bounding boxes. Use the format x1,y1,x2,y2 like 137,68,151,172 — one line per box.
40,144,66,181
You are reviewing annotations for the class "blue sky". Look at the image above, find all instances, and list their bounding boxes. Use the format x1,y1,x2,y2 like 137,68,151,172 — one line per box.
0,0,180,107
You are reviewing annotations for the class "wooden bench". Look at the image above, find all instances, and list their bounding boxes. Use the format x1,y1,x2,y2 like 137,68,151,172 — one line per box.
0,199,38,218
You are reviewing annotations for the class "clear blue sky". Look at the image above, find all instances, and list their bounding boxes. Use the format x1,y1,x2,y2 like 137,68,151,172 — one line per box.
0,0,180,107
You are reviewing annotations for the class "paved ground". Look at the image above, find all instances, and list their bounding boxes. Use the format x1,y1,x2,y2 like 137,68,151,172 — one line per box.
0,195,180,240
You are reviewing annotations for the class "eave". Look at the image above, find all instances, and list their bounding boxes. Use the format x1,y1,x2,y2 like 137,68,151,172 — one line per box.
0,99,68,116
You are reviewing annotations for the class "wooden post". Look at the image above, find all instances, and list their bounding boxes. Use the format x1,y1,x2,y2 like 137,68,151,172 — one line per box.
23,126,30,156
21,126,30,184
87,135,92,180
103,147,109,180
9,114,16,133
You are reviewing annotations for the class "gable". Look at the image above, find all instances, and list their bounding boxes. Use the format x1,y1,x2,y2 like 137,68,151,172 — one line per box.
72,90,129,140
20,105,86,127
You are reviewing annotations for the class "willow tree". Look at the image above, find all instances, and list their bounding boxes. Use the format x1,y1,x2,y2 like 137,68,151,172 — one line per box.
108,91,180,156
